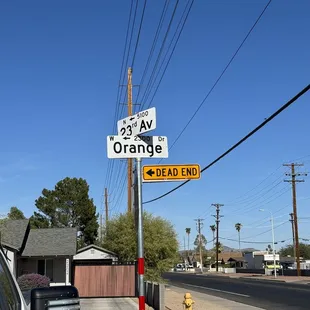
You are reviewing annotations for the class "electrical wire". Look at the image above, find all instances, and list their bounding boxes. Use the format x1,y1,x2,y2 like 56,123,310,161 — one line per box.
242,220,289,240
139,0,181,110
105,0,135,192
162,0,273,157
131,0,148,68
143,0,194,110
220,237,292,245
225,166,283,204
143,84,310,204
227,186,291,216
135,0,171,107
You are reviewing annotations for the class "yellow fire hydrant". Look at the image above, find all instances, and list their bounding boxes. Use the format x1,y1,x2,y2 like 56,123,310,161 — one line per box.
183,292,195,309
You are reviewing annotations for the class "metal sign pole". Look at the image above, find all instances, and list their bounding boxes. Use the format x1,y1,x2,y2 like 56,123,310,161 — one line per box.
136,157,145,310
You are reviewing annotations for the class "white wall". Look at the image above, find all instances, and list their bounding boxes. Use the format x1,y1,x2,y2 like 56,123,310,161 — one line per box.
73,247,118,261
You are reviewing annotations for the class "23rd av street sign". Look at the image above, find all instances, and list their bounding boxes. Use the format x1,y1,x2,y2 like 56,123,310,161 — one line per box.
117,107,156,137
107,135,168,159
142,164,201,182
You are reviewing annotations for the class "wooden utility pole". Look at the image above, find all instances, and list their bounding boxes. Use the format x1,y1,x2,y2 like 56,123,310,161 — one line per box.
127,67,133,213
284,163,307,276
105,188,108,228
212,203,224,272
289,213,296,260
195,218,204,273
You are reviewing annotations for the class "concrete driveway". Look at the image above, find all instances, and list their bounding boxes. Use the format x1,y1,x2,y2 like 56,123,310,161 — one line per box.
80,298,137,309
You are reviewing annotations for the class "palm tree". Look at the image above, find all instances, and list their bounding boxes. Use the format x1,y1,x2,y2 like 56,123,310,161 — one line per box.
235,223,242,252
185,228,191,252
210,225,216,246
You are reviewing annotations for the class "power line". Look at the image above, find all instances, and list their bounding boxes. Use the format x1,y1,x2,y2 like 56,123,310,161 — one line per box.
225,165,283,204
105,0,135,191
242,220,288,240
131,0,148,68
227,186,291,216
139,0,181,110
135,0,170,107
164,0,273,154
143,0,194,110
143,84,310,204
220,237,292,245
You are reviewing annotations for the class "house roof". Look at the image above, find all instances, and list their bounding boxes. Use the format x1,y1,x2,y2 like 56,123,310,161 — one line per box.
0,219,30,251
77,244,117,256
228,257,246,262
219,252,243,262
22,227,77,257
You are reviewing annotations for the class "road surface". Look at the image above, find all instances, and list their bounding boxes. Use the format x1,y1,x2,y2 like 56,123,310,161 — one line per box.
163,272,310,310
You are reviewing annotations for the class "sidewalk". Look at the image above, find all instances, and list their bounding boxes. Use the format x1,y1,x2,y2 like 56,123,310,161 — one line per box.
80,298,137,309
198,271,310,284
165,286,263,309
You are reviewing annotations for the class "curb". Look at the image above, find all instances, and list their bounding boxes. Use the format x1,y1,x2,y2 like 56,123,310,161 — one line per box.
241,277,285,283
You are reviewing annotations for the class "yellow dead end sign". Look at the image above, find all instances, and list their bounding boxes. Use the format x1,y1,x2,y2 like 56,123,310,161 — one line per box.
142,164,201,182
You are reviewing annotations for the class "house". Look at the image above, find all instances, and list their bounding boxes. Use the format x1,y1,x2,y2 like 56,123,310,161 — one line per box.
0,219,30,277
227,257,246,268
73,244,118,262
1,219,77,286
244,251,280,269
218,252,246,268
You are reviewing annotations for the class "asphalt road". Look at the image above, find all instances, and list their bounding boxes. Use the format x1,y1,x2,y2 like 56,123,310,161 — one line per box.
163,272,310,310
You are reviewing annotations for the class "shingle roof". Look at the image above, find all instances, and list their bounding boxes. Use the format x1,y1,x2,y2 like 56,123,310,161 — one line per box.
22,227,77,257
0,219,29,251
77,244,117,256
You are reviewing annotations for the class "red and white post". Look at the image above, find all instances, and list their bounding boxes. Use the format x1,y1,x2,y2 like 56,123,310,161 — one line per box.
136,158,145,310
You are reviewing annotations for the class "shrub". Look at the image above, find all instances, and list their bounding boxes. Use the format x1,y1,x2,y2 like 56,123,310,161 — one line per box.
17,273,50,291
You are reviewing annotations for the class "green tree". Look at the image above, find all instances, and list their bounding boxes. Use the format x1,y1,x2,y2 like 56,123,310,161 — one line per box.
235,223,242,252
8,206,26,220
212,241,223,254
210,225,216,246
194,234,207,252
279,243,310,259
102,211,179,282
30,177,99,247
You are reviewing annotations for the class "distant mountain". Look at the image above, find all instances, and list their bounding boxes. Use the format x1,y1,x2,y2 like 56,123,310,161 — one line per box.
222,246,259,253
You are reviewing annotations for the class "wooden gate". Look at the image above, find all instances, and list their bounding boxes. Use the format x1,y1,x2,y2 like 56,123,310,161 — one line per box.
72,260,136,298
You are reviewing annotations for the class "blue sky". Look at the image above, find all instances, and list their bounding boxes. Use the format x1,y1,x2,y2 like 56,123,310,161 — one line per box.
0,0,309,251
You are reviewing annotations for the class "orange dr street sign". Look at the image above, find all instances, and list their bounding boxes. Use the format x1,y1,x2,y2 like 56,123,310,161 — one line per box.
142,164,201,182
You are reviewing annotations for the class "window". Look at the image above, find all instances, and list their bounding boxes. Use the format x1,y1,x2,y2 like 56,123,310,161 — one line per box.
37,259,53,281
37,260,45,276
0,249,21,309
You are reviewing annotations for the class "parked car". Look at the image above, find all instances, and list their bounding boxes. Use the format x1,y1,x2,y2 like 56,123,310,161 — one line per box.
174,263,185,271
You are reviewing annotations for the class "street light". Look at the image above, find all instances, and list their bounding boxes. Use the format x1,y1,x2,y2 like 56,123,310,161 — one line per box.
259,209,277,278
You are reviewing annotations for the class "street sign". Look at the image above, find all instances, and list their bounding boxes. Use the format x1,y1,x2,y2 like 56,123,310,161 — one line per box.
107,135,168,159
142,164,201,182
117,107,156,137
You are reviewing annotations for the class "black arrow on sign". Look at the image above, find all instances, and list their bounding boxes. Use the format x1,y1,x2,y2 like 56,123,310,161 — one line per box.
123,137,130,140
146,169,155,177
130,117,135,121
